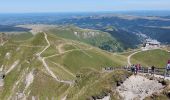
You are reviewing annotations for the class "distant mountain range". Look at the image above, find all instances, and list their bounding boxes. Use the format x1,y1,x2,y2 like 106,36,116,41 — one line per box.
56,13,170,48
0,11,170,50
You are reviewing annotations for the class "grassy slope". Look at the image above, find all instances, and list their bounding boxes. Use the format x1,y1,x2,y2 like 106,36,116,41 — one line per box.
46,26,123,52
9,32,33,41
0,33,46,99
0,32,128,100
1,31,169,99
67,69,131,100
131,49,170,67
29,70,70,100
46,34,127,74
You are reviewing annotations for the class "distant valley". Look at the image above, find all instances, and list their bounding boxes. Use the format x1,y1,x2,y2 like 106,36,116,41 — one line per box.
0,12,170,51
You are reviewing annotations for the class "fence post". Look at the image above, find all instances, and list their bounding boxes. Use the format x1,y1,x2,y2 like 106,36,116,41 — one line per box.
147,67,149,74
164,69,166,78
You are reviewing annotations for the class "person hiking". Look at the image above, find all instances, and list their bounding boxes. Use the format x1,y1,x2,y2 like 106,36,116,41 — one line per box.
138,64,141,70
165,61,170,77
131,64,135,74
151,65,155,76
135,64,140,74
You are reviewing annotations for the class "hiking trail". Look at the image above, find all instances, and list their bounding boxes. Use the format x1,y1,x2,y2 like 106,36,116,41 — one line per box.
127,50,142,65
37,32,73,85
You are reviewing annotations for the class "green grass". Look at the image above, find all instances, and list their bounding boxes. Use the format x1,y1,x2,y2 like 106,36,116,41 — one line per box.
67,69,131,100
29,70,69,100
30,33,47,46
49,49,127,73
41,45,58,57
0,61,28,100
46,26,123,52
0,31,128,100
119,49,141,57
63,44,76,51
46,60,75,80
9,32,33,41
131,49,170,67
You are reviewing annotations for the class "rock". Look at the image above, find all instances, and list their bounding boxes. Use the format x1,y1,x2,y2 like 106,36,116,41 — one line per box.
166,91,170,98
158,79,167,86
116,75,164,100
116,81,122,86
0,79,4,87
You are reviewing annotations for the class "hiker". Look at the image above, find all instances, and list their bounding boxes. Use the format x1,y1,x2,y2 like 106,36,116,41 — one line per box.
138,64,141,70
131,64,135,74
151,65,155,76
165,60,170,77
135,64,140,74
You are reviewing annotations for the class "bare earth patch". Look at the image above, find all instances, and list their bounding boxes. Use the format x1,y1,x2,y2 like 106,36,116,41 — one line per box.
117,75,164,100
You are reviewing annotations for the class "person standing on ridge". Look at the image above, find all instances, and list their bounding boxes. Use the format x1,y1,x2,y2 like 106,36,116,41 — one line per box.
131,64,135,75
135,64,140,74
151,65,155,76
165,60,170,77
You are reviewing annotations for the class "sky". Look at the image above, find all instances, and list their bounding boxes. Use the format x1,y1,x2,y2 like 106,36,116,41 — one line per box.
0,0,170,13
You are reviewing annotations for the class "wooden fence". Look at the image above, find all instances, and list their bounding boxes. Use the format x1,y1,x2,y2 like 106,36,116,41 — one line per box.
104,67,168,76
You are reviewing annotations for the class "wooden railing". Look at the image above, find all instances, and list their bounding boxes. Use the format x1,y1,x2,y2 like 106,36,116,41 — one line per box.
103,67,167,76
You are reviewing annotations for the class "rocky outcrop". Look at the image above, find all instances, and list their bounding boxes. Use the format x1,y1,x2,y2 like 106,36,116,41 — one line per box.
117,75,164,100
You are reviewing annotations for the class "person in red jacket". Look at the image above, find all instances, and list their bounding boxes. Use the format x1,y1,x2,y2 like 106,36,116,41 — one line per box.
168,60,170,64
135,64,140,74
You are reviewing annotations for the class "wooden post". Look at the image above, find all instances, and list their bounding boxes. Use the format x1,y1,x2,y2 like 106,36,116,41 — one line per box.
164,68,166,78
148,67,149,74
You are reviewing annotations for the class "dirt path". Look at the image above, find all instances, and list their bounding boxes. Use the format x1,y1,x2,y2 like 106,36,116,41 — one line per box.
5,60,20,75
160,48,170,53
117,75,164,100
127,48,168,66
58,44,64,54
118,49,140,55
37,32,73,85
38,32,50,56
57,43,72,54
45,47,92,59
37,32,61,82
72,44,93,58
7,44,45,48
51,61,76,78
127,50,142,65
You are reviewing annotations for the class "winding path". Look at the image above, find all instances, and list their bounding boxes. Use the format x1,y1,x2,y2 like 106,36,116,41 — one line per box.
45,45,93,59
127,50,142,66
127,48,170,66
37,32,73,85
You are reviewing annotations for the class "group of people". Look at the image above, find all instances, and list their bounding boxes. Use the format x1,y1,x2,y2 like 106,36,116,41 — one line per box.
130,64,141,75
130,60,170,77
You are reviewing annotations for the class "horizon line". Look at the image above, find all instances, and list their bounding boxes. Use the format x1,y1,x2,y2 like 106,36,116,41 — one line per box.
0,10,170,14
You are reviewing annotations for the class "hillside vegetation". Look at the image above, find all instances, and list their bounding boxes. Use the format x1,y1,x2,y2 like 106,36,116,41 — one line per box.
46,26,123,52
0,28,169,100
0,32,128,100
131,49,170,67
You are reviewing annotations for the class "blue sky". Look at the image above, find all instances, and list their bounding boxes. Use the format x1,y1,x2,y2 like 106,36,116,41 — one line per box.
0,0,170,13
